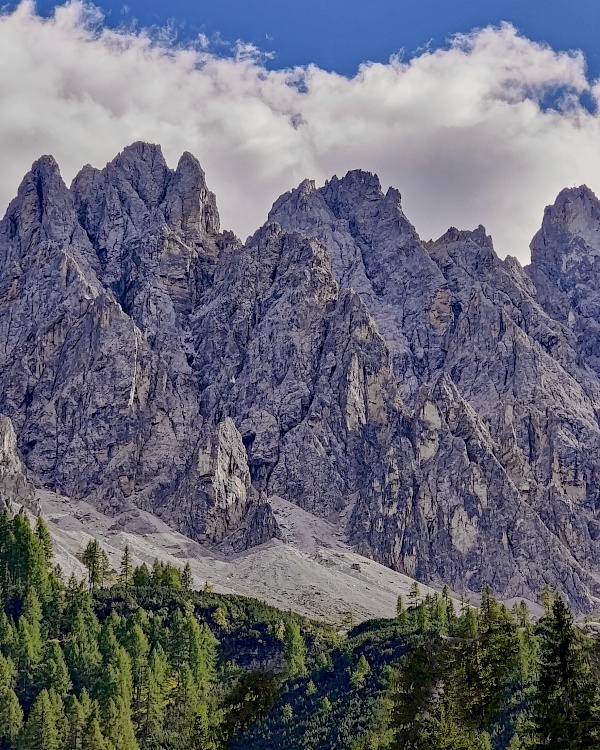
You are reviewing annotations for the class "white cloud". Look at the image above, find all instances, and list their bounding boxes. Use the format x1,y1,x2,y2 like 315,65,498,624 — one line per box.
1,2,600,260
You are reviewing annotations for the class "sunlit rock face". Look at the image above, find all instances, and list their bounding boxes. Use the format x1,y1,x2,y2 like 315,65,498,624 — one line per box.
2,144,600,610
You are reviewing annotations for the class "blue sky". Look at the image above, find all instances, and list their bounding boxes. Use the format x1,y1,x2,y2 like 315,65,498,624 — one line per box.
25,0,600,78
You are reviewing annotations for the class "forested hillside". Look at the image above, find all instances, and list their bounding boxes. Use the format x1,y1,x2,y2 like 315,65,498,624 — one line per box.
1,509,599,749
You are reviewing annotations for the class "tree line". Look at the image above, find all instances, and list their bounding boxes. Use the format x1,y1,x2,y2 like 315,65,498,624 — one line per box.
2,507,600,749
0,510,318,750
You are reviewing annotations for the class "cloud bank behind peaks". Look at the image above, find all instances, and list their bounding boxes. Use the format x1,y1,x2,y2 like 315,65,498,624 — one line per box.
1,1,600,261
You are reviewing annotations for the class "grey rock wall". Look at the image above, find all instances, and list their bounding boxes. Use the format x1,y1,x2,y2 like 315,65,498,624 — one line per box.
2,144,600,610
0,415,36,512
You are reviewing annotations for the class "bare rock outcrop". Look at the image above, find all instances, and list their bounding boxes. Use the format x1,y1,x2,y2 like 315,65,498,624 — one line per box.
0,415,36,512
2,145,600,610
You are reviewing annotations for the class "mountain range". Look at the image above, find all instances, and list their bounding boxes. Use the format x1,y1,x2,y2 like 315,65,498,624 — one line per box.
1,142,600,612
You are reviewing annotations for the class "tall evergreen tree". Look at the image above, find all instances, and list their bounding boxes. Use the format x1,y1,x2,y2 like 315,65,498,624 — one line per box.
35,518,54,567
82,540,109,593
181,563,193,592
531,595,600,748
64,610,102,693
83,716,112,750
119,547,133,591
132,565,150,588
0,652,23,747
140,648,168,749
165,664,199,747
284,621,306,679
38,640,72,698
19,688,60,750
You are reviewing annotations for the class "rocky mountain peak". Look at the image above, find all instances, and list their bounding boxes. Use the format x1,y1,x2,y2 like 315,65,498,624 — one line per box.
428,224,498,279
322,169,383,204
163,150,220,235
530,185,600,271
4,145,600,611
2,154,75,249
108,141,171,208
527,184,600,376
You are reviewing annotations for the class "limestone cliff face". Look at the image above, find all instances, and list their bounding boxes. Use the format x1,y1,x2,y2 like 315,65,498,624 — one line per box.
2,145,600,610
0,416,36,512
271,174,600,610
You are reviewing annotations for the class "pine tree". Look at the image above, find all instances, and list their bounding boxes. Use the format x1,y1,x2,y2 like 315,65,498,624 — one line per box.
132,565,150,588
531,595,600,748
35,517,54,566
140,648,168,749
0,652,23,746
19,688,60,750
181,562,193,592
119,547,133,591
82,716,112,750
38,639,72,697
284,621,307,679
82,540,109,593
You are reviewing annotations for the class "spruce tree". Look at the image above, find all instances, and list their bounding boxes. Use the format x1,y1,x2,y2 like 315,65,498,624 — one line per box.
165,663,202,747
101,647,138,750
396,595,405,619
14,615,43,702
64,693,87,750
38,640,72,698
125,623,149,715
35,517,54,566
0,652,23,746
132,565,150,588
48,687,68,749
82,716,112,750
408,582,421,606
532,595,600,748
181,562,193,592
19,688,60,750
82,540,109,593
119,547,133,591
64,609,102,693
140,648,168,749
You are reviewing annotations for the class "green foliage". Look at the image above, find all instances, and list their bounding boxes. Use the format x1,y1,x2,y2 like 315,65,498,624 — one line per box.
119,546,133,591
530,595,600,748
350,654,370,687
81,540,109,593
19,689,60,750
285,621,307,679
3,508,600,750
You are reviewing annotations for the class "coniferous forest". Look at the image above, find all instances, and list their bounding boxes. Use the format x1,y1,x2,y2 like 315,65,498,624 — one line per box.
1,509,600,749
